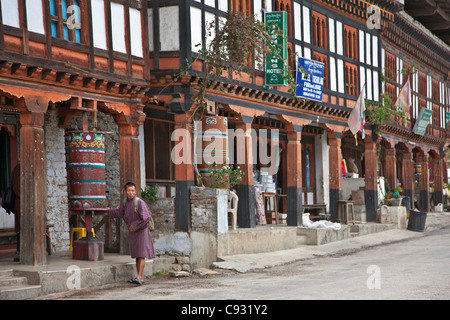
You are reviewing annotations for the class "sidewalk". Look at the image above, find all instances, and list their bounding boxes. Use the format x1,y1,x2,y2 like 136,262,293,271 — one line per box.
211,212,450,273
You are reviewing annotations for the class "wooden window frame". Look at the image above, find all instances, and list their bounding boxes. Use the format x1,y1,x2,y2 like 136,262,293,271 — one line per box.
48,0,84,43
313,51,329,90
344,25,358,60
144,118,175,183
231,0,251,14
345,62,358,96
312,10,328,51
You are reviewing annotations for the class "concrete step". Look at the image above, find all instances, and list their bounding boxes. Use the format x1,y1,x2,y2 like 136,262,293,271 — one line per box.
296,235,307,246
0,274,28,286
0,284,42,300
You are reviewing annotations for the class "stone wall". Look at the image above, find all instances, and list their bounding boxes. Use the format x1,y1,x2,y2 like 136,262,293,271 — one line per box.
145,187,228,270
44,108,70,253
43,109,121,254
189,187,228,269
146,197,191,272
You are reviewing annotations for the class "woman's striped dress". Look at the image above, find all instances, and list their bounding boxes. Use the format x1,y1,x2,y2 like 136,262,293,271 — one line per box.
110,196,156,259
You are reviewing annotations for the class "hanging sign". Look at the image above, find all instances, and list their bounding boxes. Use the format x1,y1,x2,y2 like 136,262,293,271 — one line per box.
412,108,433,136
295,57,325,102
265,11,288,86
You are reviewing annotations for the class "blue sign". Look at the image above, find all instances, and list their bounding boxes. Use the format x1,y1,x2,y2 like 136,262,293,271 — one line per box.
296,57,325,102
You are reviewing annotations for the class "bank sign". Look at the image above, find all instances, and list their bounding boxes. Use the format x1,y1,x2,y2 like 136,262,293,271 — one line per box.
265,11,288,86
296,57,325,102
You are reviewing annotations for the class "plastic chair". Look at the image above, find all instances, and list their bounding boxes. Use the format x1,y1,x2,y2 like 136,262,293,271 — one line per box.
228,191,239,230
69,227,95,255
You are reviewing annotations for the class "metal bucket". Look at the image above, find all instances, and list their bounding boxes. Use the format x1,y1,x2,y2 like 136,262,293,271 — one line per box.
68,132,106,208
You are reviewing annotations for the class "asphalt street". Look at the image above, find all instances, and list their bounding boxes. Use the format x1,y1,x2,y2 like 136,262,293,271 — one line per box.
36,223,450,301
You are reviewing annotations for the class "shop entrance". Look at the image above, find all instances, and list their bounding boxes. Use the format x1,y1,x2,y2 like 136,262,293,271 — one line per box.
0,108,19,256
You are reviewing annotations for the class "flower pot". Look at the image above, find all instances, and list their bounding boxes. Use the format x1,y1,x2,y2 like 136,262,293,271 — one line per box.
389,198,402,206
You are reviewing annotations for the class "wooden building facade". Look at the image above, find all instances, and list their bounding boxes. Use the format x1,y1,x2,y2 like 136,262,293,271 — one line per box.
145,0,421,232
1,0,449,265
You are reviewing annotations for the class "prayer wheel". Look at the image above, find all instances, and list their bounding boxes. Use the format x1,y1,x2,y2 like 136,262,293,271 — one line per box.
198,116,229,187
414,164,422,175
68,131,107,209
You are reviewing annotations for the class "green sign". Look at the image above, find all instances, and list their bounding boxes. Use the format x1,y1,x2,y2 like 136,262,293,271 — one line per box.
446,111,450,128
265,11,287,86
412,108,433,136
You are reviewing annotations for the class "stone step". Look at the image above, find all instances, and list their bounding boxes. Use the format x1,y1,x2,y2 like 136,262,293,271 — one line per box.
296,235,307,246
0,275,28,286
0,269,42,300
0,284,42,300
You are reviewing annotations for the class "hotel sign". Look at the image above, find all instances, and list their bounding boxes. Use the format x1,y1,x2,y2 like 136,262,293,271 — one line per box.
412,108,433,136
265,11,288,86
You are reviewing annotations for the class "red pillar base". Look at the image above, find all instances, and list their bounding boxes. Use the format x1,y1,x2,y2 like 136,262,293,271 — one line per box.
73,237,104,261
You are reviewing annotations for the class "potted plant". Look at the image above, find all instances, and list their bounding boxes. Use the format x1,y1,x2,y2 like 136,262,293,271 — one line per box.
200,162,245,190
141,184,159,202
390,188,403,206
384,184,403,206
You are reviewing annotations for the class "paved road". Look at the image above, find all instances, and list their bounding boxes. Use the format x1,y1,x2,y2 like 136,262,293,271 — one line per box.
39,226,450,301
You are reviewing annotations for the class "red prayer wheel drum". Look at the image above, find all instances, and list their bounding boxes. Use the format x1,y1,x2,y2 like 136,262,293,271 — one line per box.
198,116,229,188
68,132,107,208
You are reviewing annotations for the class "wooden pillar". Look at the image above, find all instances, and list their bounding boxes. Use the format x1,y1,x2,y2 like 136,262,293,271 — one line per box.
115,112,144,254
418,151,429,212
235,118,256,228
434,157,443,206
364,137,378,221
19,108,47,265
118,126,141,192
402,151,414,211
328,134,342,220
384,147,397,192
174,113,194,232
286,129,303,226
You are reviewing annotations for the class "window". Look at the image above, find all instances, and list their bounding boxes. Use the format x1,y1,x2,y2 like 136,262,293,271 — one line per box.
313,51,328,89
274,1,292,37
129,7,143,57
144,119,175,182
345,62,359,96
418,71,427,97
110,2,126,53
344,25,358,60
91,0,107,49
312,11,328,50
1,0,20,28
385,51,396,82
49,0,82,43
231,0,251,14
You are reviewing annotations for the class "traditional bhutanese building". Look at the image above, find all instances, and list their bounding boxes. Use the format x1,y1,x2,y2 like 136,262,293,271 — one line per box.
0,0,150,265
145,0,447,233
380,2,450,213
1,0,449,266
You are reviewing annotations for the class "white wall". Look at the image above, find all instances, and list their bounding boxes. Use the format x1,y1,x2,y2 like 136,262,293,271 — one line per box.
314,131,330,211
